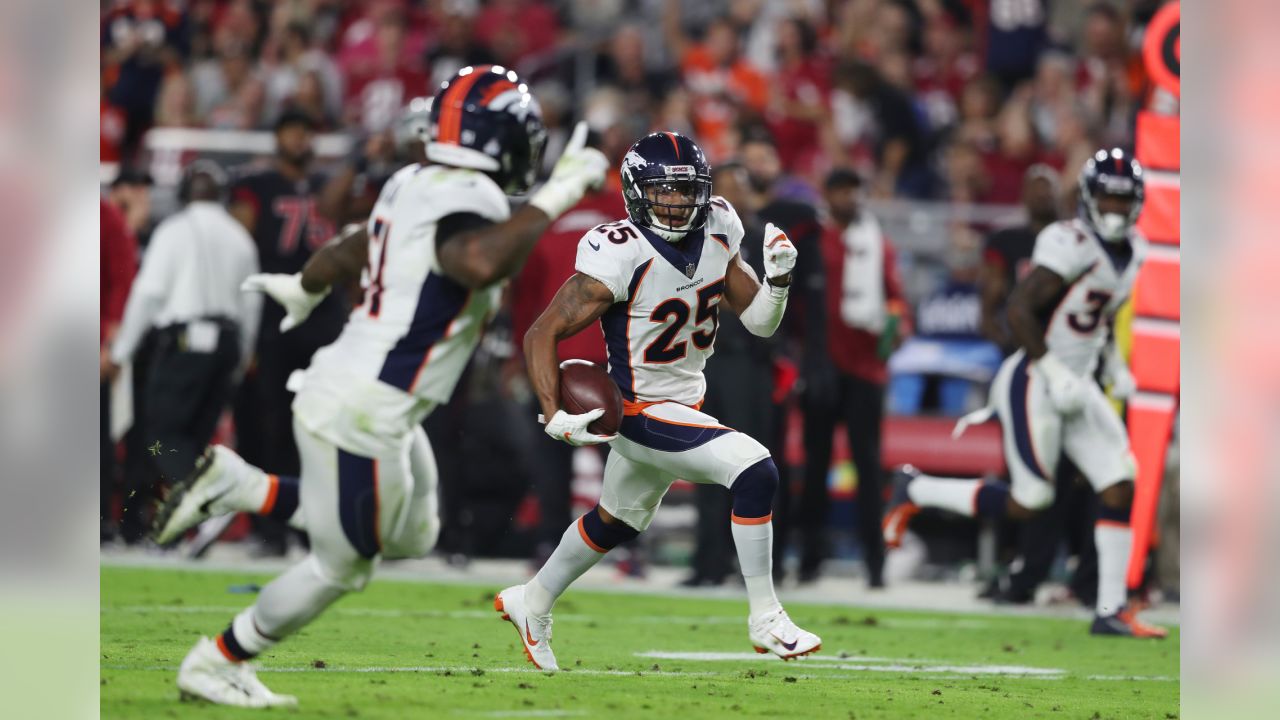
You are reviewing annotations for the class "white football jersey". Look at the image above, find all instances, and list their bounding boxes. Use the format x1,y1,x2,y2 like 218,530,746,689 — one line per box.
575,198,746,407
293,163,509,455
1031,218,1147,377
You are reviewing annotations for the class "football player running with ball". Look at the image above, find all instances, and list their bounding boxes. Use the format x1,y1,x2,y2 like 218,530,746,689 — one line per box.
150,66,609,707
882,149,1167,639
496,132,821,670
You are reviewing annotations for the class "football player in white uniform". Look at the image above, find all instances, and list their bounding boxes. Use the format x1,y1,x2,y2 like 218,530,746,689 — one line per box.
882,148,1167,638
494,132,821,670
150,66,609,707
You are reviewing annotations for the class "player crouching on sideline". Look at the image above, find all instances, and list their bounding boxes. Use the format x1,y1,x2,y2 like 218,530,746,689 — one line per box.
149,67,609,707
882,149,1167,639
495,132,821,670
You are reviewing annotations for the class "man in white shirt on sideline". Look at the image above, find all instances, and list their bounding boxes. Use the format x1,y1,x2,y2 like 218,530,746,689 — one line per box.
107,161,260,487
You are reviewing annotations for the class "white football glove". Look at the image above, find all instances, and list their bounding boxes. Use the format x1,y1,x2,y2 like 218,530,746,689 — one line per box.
762,222,798,287
241,273,330,332
1033,353,1086,415
529,121,609,219
539,408,617,446
1102,344,1137,400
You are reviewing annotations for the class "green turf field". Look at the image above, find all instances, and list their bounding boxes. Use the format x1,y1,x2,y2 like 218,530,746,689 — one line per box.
101,565,1178,719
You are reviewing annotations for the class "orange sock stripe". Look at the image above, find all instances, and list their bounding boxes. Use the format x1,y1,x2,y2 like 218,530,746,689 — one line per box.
576,516,608,553
731,512,772,525
214,634,239,663
1096,519,1131,530
259,474,280,515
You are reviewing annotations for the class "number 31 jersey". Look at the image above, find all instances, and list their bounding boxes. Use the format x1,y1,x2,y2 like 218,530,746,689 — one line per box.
1031,218,1147,377
575,198,746,408
294,163,509,456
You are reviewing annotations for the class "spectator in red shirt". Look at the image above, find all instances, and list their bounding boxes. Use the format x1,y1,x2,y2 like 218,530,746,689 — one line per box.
797,168,909,588
509,188,625,562
344,12,430,133
472,0,560,69
101,198,139,542
766,17,831,178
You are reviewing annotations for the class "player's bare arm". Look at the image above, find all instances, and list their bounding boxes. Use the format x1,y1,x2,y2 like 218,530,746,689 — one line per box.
435,204,557,289
1005,265,1067,359
242,223,366,332
438,121,608,290
300,223,369,293
524,272,616,419
723,252,763,314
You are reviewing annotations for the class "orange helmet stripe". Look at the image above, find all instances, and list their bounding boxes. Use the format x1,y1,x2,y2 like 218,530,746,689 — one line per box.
437,67,490,145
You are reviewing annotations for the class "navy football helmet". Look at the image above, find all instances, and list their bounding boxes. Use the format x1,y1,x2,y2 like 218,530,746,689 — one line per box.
1079,147,1144,242
426,65,546,194
621,132,713,242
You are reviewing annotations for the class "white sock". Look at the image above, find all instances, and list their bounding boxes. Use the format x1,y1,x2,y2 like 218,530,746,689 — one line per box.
731,520,782,617
526,519,606,616
230,607,277,654
1095,521,1133,616
907,475,981,517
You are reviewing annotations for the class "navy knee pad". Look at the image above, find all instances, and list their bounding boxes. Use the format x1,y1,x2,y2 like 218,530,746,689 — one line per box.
579,506,639,552
1096,501,1132,525
730,457,778,522
1096,481,1134,525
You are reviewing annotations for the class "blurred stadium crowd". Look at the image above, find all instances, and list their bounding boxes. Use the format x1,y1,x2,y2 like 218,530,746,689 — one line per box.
100,0,1179,607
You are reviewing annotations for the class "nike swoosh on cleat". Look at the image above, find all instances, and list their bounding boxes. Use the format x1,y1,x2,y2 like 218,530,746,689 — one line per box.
198,486,232,515
525,620,539,646
771,634,798,651
588,240,601,251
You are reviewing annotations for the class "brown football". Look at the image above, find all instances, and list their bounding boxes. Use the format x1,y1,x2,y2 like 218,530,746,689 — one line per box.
558,360,623,435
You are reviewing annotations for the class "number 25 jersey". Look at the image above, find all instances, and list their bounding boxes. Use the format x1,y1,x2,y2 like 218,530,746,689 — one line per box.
574,198,746,408
1031,218,1147,377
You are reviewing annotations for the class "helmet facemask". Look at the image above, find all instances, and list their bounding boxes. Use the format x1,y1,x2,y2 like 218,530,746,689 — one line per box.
1081,174,1143,243
624,173,712,243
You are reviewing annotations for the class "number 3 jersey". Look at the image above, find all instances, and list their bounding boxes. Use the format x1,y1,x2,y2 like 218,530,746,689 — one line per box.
575,198,746,408
293,163,510,456
1031,218,1147,377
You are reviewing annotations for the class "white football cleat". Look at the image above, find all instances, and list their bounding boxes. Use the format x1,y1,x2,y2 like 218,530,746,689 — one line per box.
494,585,559,670
177,637,297,708
749,608,822,660
153,446,255,546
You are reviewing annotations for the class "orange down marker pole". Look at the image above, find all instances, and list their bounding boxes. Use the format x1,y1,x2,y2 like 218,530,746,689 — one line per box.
1125,1,1180,590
